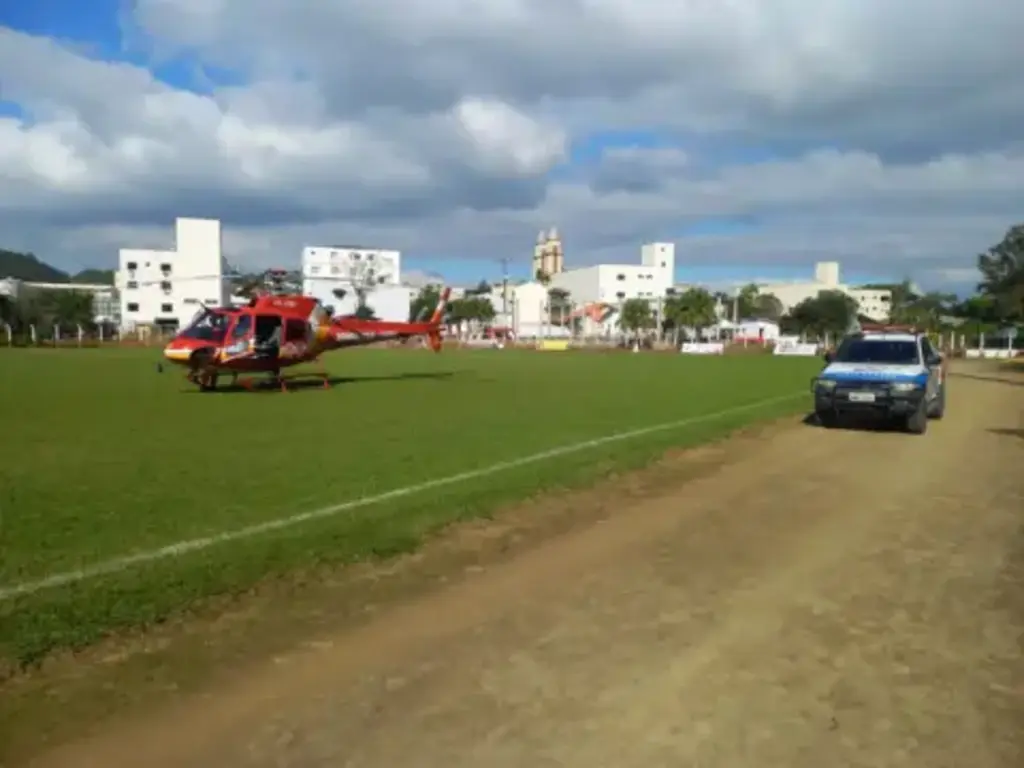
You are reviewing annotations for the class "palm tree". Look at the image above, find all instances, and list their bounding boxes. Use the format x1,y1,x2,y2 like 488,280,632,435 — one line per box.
666,288,717,342
547,287,571,327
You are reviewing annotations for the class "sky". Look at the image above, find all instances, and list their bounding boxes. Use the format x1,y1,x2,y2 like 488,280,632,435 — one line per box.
2,1,1023,293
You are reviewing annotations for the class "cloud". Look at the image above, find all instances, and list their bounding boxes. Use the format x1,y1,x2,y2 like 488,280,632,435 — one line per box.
1,0,1023,292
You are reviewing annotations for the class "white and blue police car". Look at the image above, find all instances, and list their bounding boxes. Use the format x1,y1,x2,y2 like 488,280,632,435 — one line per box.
812,326,946,434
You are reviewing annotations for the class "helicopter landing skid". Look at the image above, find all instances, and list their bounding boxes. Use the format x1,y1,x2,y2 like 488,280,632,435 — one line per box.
222,368,331,393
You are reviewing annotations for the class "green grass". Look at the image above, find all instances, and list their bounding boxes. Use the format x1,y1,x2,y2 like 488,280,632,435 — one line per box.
0,347,819,665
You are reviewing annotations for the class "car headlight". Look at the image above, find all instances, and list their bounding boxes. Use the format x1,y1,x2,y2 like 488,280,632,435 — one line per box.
815,378,838,390
890,381,921,392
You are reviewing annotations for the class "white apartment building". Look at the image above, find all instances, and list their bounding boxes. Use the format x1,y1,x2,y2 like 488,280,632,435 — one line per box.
301,246,407,321
117,217,228,330
549,242,676,305
756,261,892,322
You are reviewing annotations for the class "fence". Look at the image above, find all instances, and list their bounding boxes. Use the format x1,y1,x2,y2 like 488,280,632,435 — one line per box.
1,324,182,348
3,323,1020,358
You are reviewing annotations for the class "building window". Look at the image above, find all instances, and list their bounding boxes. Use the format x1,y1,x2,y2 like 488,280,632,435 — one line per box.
183,298,198,305
127,261,138,271
616,274,625,281
310,266,320,274
366,252,375,261
331,266,340,274
160,263,171,273
660,261,666,267
616,291,625,300
127,302,139,312
161,303,173,313
127,280,138,289
160,281,171,292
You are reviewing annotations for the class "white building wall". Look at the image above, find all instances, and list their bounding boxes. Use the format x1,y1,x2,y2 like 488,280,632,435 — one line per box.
550,263,669,306
303,280,412,322
117,217,226,330
548,242,674,308
847,288,892,321
549,266,601,304
757,280,891,322
641,242,675,280
756,281,829,314
302,246,401,285
814,261,840,286
509,281,549,337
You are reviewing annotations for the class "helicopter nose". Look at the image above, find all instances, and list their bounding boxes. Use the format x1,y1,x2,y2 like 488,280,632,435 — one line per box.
163,342,191,364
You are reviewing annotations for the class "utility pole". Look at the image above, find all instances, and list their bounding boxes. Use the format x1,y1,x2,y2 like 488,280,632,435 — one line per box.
499,256,510,318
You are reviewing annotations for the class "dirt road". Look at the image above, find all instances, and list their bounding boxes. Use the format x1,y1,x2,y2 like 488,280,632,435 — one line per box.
29,366,1024,768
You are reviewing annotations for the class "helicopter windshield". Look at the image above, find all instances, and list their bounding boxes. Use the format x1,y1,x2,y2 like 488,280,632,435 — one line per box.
179,309,229,343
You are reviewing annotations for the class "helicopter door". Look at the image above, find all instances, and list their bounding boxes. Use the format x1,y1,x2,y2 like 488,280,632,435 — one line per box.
254,315,282,359
222,313,254,359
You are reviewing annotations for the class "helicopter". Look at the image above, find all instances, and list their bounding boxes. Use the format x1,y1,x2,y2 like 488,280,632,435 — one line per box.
153,268,450,392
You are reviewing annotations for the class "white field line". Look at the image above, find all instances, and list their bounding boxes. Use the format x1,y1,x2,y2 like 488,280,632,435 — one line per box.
0,392,806,603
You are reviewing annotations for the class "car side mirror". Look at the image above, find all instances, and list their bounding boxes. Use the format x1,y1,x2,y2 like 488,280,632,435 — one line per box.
929,353,943,366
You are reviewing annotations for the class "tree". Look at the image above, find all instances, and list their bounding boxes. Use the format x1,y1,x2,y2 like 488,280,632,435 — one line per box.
447,296,496,325
665,287,717,337
735,283,760,319
72,269,115,285
409,285,442,322
780,290,858,338
535,269,550,285
619,298,654,336
977,223,1024,321
751,292,784,321
465,280,492,296
547,287,571,325
893,291,955,330
954,295,999,324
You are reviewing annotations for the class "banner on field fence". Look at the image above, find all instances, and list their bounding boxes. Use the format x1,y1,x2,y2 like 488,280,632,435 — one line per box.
773,340,819,356
680,342,724,355
537,339,570,351
965,348,1015,359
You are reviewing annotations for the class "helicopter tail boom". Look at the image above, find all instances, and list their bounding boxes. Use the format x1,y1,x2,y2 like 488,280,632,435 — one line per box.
429,287,451,325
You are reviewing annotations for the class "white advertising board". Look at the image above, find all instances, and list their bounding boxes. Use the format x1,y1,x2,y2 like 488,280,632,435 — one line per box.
680,342,725,355
773,341,819,356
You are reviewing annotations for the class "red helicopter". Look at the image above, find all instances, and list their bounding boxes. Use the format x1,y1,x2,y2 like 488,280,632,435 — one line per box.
159,270,450,391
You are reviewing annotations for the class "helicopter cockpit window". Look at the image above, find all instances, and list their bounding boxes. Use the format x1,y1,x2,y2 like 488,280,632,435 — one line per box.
179,311,229,343
229,314,253,340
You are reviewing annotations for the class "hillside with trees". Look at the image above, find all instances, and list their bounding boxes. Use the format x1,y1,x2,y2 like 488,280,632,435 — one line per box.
0,248,114,285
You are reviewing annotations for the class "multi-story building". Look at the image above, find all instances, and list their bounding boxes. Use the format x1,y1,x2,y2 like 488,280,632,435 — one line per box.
116,217,228,331
756,262,892,321
549,242,675,305
301,245,408,321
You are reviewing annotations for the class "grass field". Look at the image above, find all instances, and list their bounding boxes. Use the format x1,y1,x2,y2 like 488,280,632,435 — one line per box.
0,347,820,666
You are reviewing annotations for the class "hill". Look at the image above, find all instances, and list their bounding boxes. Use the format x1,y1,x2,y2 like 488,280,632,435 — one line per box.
0,249,114,285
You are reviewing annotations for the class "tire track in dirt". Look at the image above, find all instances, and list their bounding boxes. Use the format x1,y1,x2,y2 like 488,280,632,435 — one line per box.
28,366,1024,768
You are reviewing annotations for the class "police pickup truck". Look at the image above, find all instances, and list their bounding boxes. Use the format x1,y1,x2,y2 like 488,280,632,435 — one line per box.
812,326,946,434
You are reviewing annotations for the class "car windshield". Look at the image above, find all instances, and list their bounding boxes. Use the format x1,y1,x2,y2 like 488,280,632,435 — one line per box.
834,338,920,365
179,310,229,343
